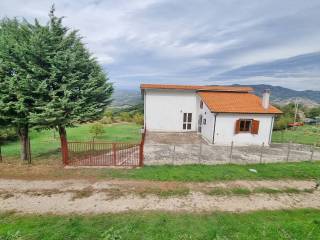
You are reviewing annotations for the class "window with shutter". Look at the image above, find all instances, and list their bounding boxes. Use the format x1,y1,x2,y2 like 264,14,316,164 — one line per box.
235,119,240,134
235,119,254,134
251,120,260,134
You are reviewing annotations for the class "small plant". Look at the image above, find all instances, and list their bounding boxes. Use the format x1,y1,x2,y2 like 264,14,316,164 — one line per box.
119,112,131,122
178,234,193,240
133,113,144,125
100,111,115,124
99,116,113,124
89,123,106,141
0,231,23,240
0,127,18,162
101,227,123,240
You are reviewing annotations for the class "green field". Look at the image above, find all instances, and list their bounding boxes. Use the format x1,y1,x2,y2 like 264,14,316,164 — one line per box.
1,161,319,182
1,209,320,240
3,123,319,160
272,125,320,145
1,123,141,159
101,162,320,182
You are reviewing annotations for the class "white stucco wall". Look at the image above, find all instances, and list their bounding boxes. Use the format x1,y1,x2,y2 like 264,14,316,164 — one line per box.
197,96,215,143
144,89,198,132
213,113,275,146
143,89,276,145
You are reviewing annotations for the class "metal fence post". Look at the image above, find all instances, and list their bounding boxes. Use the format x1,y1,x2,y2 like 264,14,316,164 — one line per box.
172,145,176,165
286,141,291,162
112,143,116,165
139,142,144,167
310,143,315,161
259,142,264,164
229,141,234,163
198,141,202,164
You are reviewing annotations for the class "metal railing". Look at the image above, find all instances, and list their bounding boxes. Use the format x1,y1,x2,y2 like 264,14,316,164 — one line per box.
67,141,143,167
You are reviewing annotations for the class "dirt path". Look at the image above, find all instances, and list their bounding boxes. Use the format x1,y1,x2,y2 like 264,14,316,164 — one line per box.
0,179,319,214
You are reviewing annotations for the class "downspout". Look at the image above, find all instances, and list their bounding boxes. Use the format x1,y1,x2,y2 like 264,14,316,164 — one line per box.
143,90,146,130
268,115,274,145
212,113,217,144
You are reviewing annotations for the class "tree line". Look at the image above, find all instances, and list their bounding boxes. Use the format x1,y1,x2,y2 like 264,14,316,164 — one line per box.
0,7,113,163
274,103,320,130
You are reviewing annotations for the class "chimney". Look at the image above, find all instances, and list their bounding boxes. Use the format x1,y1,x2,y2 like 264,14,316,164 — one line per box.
262,89,270,109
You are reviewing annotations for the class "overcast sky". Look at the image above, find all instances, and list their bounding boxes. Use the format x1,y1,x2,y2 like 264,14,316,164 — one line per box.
1,0,320,90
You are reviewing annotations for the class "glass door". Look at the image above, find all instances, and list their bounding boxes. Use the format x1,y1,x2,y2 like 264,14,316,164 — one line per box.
183,113,192,130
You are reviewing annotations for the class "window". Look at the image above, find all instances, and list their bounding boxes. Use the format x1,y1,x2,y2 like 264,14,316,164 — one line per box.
200,100,203,109
198,115,202,132
239,119,252,132
203,118,206,125
183,113,192,130
235,119,260,134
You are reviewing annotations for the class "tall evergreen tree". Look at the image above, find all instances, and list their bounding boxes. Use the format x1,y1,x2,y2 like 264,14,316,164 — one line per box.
0,19,34,161
29,7,113,163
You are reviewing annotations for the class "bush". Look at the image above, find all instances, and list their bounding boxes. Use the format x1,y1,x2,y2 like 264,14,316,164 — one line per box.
306,107,320,118
104,111,114,120
89,123,105,140
0,231,23,240
99,116,114,124
0,128,17,142
103,105,144,124
274,115,292,130
119,112,132,122
101,227,123,240
133,113,144,125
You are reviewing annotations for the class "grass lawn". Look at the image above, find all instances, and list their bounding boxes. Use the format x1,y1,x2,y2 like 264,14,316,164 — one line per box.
102,161,320,182
1,209,320,239
1,161,320,182
1,123,141,159
272,125,320,145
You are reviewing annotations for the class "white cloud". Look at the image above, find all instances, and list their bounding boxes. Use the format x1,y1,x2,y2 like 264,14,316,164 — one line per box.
1,0,320,90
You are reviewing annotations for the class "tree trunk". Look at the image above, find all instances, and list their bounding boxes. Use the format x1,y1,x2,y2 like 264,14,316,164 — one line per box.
0,144,2,163
17,126,31,162
58,125,69,165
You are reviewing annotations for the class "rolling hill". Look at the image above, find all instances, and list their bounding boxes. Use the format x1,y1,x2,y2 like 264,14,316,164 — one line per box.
112,84,320,107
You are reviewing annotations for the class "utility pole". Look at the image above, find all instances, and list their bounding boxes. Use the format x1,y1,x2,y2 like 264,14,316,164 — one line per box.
294,98,299,124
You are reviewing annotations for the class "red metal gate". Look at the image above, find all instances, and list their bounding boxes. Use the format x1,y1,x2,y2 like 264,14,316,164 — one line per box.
66,141,143,167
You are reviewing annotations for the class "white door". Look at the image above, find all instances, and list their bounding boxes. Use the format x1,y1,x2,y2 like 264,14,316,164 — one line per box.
183,113,192,131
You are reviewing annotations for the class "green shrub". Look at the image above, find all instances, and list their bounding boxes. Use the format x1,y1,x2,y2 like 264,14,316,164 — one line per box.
101,227,123,240
99,116,114,124
89,123,105,141
274,116,292,130
133,113,144,125
119,112,132,122
0,128,17,142
0,231,23,240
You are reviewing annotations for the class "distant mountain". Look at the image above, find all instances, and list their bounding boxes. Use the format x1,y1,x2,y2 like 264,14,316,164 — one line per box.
232,84,320,107
112,84,320,108
111,88,142,108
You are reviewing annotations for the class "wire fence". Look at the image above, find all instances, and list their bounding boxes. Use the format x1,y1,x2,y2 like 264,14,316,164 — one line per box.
144,141,320,165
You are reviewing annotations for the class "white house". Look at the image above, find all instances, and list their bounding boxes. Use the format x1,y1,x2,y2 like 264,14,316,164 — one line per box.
141,84,282,146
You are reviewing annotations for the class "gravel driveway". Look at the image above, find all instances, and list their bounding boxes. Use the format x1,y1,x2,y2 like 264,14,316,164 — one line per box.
1,179,319,214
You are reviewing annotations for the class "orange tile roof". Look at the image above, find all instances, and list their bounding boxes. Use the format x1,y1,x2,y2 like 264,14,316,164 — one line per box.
198,92,282,114
140,84,253,92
